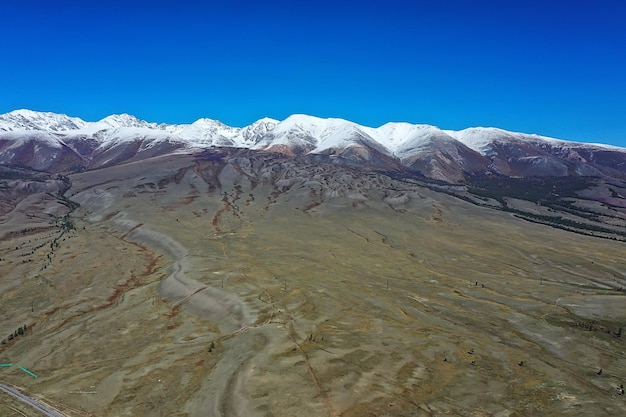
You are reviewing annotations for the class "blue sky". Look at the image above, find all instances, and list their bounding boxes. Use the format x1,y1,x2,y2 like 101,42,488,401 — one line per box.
2,0,626,146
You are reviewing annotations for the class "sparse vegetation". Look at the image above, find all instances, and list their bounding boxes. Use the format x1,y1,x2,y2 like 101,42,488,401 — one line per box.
466,175,597,204
1,324,28,347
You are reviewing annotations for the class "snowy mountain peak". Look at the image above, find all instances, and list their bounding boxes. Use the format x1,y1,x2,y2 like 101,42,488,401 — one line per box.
234,117,279,147
363,123,450,151
97,114,156,129
190,117,225,127
445,127,566,154
281,114,326,124
274,114,359,139
9,109,47,118
253,117,280,125
0,109,87,132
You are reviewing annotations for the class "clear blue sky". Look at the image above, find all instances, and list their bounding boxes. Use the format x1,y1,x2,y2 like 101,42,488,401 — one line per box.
2,0,625,146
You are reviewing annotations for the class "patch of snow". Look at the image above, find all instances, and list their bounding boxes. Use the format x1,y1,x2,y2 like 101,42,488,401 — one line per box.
0,130,64,149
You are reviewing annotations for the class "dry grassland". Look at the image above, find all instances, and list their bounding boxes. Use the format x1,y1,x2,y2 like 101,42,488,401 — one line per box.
1,153,625,416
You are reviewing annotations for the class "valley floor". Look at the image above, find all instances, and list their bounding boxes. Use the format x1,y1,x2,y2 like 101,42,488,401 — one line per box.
1,153,625,417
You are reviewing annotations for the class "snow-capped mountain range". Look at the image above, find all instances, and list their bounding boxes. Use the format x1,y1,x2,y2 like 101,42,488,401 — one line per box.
1,109,625,182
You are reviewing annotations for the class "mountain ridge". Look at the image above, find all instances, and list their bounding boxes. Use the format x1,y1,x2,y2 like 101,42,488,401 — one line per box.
2,109,621,152
1,109,625,182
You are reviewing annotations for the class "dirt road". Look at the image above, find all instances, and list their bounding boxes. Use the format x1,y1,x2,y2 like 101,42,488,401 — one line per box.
0,382,66,417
